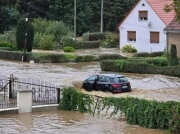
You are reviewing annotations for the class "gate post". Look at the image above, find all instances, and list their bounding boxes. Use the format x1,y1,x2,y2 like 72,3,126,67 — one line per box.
57,88,60,104
17,90,32,113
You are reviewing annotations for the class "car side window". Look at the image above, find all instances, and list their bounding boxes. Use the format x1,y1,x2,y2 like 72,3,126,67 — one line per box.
98,76,105,82
114,77,128,82
87,76,96,82
98,76,110,82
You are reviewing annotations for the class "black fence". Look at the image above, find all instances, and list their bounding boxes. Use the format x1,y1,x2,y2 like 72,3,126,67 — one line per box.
0,74,17,109
0,74,61,109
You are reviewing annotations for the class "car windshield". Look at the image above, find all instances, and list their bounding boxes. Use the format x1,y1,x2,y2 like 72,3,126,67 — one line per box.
113,77,128,83
87,76,96,82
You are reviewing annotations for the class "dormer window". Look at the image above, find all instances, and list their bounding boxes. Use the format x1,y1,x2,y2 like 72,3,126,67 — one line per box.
139,11,148,21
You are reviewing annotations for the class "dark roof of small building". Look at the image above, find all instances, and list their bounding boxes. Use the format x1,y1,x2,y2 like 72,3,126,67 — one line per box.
164,17,180,31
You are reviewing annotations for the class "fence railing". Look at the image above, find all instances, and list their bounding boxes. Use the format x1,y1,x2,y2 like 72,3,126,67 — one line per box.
0,74,61,109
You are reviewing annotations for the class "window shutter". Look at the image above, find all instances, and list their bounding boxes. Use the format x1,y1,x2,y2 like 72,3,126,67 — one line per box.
128,31,136,39
139,11,147,17
150,32,159,43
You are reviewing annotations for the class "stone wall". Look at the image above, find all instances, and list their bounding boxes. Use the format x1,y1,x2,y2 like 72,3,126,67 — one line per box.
167,33,180,58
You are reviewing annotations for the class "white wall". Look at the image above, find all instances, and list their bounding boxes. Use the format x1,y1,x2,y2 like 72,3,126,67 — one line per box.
119,0,166,53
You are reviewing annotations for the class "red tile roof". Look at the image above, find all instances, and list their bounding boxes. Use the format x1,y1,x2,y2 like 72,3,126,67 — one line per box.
147,0,176,25
118,0,176,27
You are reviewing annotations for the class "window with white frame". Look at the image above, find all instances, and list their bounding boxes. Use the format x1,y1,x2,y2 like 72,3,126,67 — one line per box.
127,31,136,42
139,11,148,21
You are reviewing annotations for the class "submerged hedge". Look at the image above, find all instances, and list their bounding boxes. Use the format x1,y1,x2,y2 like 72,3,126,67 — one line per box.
59,87,180,133
98,97,180,133
100,60,180,77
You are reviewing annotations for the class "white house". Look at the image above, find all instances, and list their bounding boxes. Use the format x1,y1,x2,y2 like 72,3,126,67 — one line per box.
118,0,176,53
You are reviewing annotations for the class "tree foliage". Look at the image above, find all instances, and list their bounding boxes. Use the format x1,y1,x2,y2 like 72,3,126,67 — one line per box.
164,0,180,20
170,44,179,66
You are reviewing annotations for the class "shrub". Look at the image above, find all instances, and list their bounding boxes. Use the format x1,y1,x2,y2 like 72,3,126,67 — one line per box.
133,52,150,57
74,55,96,62
32,18,50,33
59,87,94,113
98,97,180,133
63,46,75,52
0,50,32,61
150,51,164,57
81,41,100,49
127,57,168,66
39,34,57,50
121,44,137,53
103,32,119,48
64,54,76,60
82,32,107,41
100,60,180,77
33,32,43,48
99,54,127,60
16,18,34,52
0,41,17,50
61,35,81,49
170,44,179,66
0,27,16,45
32,53,69,63
45,21,71,42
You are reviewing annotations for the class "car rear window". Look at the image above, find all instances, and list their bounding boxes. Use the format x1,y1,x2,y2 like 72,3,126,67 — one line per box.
113,77,128,83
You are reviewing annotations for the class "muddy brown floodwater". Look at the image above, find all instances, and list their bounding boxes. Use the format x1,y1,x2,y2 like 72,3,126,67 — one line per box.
1,48,180,134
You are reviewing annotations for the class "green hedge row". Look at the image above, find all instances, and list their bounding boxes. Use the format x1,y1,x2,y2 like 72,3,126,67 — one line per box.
81,41,100,49
127,57,168,66
99,97,180,133
100,60,180,77
133,51,164,57
59,87,180,133
83,32,107,41
0,50,32,61
99,54,127,60
74,55,97,62
32,53,69,63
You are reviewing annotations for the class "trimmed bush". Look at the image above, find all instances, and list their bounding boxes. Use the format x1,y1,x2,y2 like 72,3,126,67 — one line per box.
0,50,32,61
150,51,164,57
133,52,151,57
32,53,69,63
100,60,180,77
99,54,127,60
127,57,168,66
170,44,179,66
63,46,75,52
121,44,137,53
82,32,107,41
74,55,96,62
81,41,100,49
98,97,180,133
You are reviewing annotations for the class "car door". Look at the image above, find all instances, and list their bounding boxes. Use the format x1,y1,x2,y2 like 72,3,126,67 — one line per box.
95,75,106,91
83,76,96,91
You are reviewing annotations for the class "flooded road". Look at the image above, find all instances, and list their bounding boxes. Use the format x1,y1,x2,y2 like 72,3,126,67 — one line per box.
0,111,167,134
0,57,179,133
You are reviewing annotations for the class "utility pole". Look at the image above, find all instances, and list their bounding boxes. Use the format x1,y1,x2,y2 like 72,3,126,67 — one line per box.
100,0,103,33
23,2,30,62
74,0,76,40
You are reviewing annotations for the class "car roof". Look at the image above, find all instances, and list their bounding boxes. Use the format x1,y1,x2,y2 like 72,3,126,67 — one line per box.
99,73,125,78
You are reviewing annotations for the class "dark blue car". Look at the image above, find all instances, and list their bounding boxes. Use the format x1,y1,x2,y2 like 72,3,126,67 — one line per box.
82,74,131,94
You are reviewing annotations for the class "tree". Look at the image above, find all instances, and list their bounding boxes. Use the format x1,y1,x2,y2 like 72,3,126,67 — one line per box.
164,0,180,20
16,18,34,52
170,44,179,66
